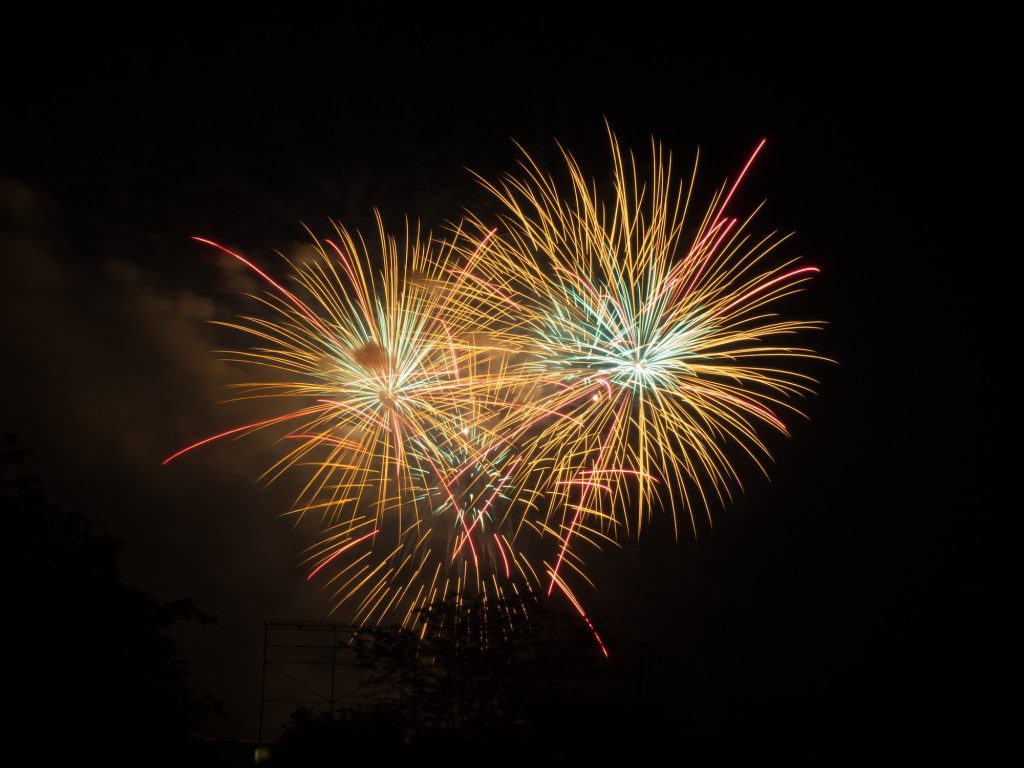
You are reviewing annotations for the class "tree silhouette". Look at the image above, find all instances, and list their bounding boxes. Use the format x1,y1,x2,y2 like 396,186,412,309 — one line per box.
275,593,619,761
1,434,216,765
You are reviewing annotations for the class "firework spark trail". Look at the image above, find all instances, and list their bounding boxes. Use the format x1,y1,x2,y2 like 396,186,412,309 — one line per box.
548,396,629,595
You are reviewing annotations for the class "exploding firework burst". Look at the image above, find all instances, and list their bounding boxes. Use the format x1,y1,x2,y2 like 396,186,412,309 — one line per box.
454,129,824,594
164,216,556,627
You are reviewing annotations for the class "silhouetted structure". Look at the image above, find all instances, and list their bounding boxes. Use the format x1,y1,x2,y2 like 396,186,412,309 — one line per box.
266,595,620,762
257,620,374,744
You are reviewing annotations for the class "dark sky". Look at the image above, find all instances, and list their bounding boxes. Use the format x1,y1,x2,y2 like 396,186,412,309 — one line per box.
1,25,1001,750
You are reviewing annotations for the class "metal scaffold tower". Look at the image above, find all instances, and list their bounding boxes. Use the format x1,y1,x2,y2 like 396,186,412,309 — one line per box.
257,620,368,744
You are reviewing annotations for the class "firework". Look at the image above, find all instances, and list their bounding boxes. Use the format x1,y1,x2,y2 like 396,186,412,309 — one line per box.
164,216,552,627
455,129,824,594
164,132,821,644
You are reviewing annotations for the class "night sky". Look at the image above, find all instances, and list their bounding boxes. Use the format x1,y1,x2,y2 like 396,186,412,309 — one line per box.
2,25,1003,758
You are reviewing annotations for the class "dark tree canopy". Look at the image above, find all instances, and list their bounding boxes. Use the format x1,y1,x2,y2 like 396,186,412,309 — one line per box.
1,434,215,765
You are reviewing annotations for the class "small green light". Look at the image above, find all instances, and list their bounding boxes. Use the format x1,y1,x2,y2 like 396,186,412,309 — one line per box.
254,746,272,764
